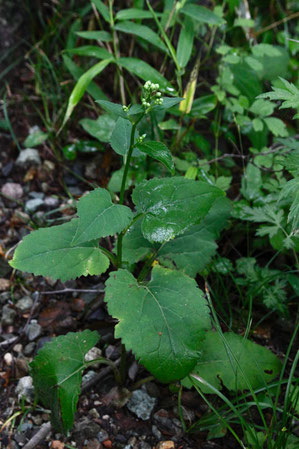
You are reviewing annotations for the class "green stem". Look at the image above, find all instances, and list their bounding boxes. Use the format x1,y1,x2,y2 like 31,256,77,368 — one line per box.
137,243,166,282
117,114,144,267
98,245,118,267
116,213,144,268
85,357,122,385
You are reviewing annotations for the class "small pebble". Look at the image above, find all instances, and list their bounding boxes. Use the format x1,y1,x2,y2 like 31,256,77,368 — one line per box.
15,376,34,401
127,387,156,421
152,425,162,440
96,430,109,443
1,182,23,200
25,321,42,341
1,305,17,326
156,442,175,449
25,198,44,212
16,296,33,313
13,344,23,354
16,149,41,167
4,352,13,366
24,342,36,356
88,408,100,419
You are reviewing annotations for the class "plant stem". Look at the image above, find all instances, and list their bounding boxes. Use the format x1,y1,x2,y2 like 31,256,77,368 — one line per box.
117,114,144,267
98,245,118,267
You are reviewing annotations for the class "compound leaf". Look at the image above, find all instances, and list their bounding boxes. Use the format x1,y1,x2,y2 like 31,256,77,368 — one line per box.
10,219,110,281
136,141,174,174
132,177,224,243
184,331,282,392
30,330,100,432
105,266,211,382
72,188,133,245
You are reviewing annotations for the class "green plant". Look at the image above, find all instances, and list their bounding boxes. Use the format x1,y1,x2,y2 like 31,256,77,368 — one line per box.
9,81,281,434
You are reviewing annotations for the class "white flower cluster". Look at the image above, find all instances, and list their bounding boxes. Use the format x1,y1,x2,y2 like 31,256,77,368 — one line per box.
141,81,164,109
122,105,130,112
137,133,147,144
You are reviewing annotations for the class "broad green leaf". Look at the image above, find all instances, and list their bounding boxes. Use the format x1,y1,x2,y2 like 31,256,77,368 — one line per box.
117,57,172,91
252,46,289,81
132,177,224,243
72,188,133,245
10,219,109,281
240,163,262,201
191,94,217,117
181,4,225,25
159,227,217,277
80,114,116,142
65,46,111,59
116,8,154,20
136,141,174,174
153,97,184,110
30,330,100,432
177,17,194,68
252,118,264,132
184,332,281,392
233,18,255,28
230,62,262,102
264,117,288,137
96,99,128,118
121,220,154,265
76,31,112,41
159,198,231,276
24,127,48,147
91,0,110,23
62,58,112,127
105,266,211,382
114,21,167,53
63,55,107,101
249,99,275,117
110,117,132,156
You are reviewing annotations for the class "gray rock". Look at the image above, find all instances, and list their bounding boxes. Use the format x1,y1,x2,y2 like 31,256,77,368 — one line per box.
28,191,44,199
25,198,44,212
0,291,11,304
74,418,101,439
15,296,33,313
25,321,42,341
44,196,59,208
24,342,36,356
139,442,151,449
127,386,156,421
82,369,97,384
96,429,109,443
16,149,41,167
1,182,23,200
152,425,162,440
1,304,17,325
15,376,34,401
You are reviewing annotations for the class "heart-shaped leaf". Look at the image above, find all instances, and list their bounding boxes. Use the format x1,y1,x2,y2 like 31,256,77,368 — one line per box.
72,188,133,245
30,330,100,432
105,266,211,382
132,177,224,243
183,331,282,392
10,219,109,281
